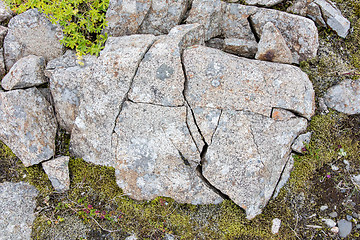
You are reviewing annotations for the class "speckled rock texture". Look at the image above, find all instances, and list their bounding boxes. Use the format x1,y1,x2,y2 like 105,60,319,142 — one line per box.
4,9,64,70
0,26,7,78
42,156,70,192
223,38,258,58
324,79,360,114
1,55,46,90
0,182,38,240
0,0,13,23
287,0,327,27
0,88,57,167
245,0,284,7
292,132,312,153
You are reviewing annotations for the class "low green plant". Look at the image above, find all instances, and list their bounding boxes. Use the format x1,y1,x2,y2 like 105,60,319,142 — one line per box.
5,0,109,59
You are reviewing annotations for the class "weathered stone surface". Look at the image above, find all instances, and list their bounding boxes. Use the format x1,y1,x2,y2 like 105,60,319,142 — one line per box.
0,47,5,79
255,22,292,64
105,0,151,37
250,8,318,63
1,55,46,90
139,0,189,35
45,50,97,133
184,46,315,119
203,110,307,219
0,88,57,166
71,35,156,166
222,4,257,41
274,154,294,198
324,80,360,114
245,0,284,7
186,0,225,40
0,182,38,240
292,132,312,153
224,38,258,58
113,101,222,204
129,24,204,106
271,108,296,121
42,156,70,192
338,219,352,238
0,0,13,23
205,38,224,50
4,9,64,70
287,0,327,27
314,0,350,38
0,25,7,42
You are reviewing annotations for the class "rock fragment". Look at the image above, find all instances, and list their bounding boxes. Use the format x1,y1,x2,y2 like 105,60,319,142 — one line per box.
322,218,336,228
292,132,312,153
271,218,282,234
0,26,7,78
1,55,46,90
338,219,352,238
4,9,64,70
245,0,284,7
223,38,258,58
0,182,38,240
255,22,292,64
0,88,57,167
42,156,70,192
324,79,360,115
0,0,13,23
287,0,327,27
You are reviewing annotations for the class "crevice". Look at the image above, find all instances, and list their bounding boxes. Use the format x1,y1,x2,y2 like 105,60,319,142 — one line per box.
271,106,309,121
127,98,185,108
248,124,266,168
185,106,202,153
180,0,194,24
247,15,260,42
209,109,222,145
269,152,292,200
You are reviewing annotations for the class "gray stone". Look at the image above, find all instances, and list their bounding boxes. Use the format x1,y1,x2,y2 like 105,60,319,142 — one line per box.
125,234,138,240
129,24,204,106
0,182,38,240
139,0,189,35
1,55,46,90
113,101,223,204
329,212,338,218
320,205,329,211
338,219,352,238
0,47,5,79
273,154,294,198
203,110,308,219
346,215,353,221
255,22,292,64
183,46,315,120
250,8,319,63
322,218,336,228
71,35,156,166
0,88,57,167
105,0,151,37
205,38,225,50
292,132,312,153
0,25,7,43
4,9,64,70
324,79,360,115
37,87,53,105
271,218,281,234
222,4,257,41
45,50,97,133
186,0,226,40
42,156,70,192
0,0,13,23
271,108,296,121
287,0,327,27
245,0,284,7
314,0,350,38
223,38,258,58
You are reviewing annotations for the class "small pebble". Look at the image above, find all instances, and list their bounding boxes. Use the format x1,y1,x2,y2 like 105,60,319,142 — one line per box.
329,212,338,218
338,219,352,238
322,218,336,228
346,215,353,221
320,205,329,211
353,212,359,219
331,165,339,171
271,218,281,234
331,226,339,234
356,224,360,229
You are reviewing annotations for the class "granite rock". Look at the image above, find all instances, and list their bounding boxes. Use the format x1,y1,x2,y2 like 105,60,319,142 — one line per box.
287,0,327,27
245,0,284,7
4,9,64,70
324,79,360,115
0,88,57,167
1,55,46,90
255,22,292,64
0,0,13,23
42,156,70,192
224,38,258,58
0,182,38,240
292,132,312,153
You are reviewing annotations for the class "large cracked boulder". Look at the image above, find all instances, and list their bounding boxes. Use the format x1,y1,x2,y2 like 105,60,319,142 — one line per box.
0,88,57,167
4,9,64,70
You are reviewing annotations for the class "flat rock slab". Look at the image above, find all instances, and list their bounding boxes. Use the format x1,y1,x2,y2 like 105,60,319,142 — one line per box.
324,79,360,115
4,9,64,70
0,182,38,240
42,156,70,192
183,45,315,119
0,88,57,167
113,101,222,204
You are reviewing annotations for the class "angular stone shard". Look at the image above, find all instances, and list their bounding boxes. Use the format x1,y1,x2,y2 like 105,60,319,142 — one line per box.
0,0,13,23
203,110,308,219
113,101,222,204
139,0,189,35
71,35,156,166
45,51,97,133
245,0,284,7
129,24,204,106
186,0,225,40
42,156,70,192
4,9,64,70
255,22,293,64
250,8,318,63
105,0,151,37
324,79,360,115
271,108,296,121
183,46,315,119
224,38,258,58
1,55,46,90
287,0,327,27
0,88,57,167
292,132,312,153
0,182,38,240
